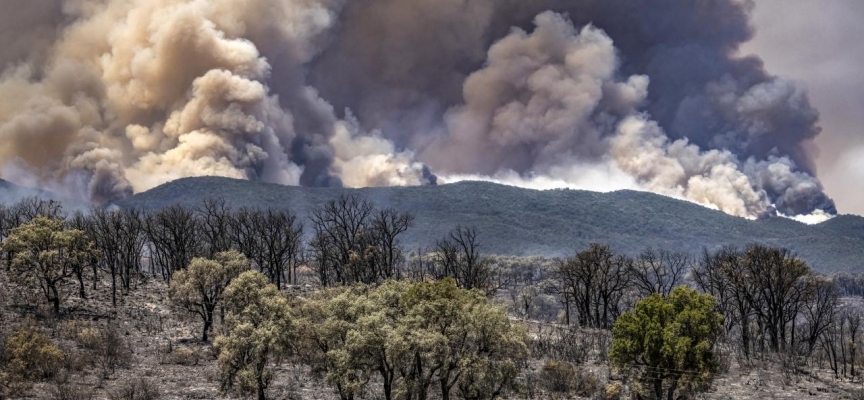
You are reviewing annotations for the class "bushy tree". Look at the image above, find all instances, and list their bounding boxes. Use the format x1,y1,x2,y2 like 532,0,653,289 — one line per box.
169,250,249,341
296,285,375,400
1,217,97,314
296,279,528,400
610,286,722,400
2,326,65,384
214,271,294,400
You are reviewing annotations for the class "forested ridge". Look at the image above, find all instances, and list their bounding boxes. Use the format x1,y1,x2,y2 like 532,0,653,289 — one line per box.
119,177,864,272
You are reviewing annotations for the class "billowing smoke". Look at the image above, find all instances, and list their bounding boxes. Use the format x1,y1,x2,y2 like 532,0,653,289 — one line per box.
0,0,837,220
0,0,433,202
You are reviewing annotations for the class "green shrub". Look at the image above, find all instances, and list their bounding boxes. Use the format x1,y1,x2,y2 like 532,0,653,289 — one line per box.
4,326,65,380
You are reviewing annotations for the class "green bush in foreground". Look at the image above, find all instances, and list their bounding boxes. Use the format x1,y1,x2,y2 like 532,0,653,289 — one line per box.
610,286,722,400
214,271,294,400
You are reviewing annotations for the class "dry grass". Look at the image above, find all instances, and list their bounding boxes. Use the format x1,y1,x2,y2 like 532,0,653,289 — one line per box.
2,269,864,400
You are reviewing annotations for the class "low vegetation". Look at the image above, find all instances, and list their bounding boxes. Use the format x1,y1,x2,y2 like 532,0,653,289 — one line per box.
1,195,864,399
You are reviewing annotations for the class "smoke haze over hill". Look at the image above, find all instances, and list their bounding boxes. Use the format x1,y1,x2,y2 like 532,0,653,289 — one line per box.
0,0,837,219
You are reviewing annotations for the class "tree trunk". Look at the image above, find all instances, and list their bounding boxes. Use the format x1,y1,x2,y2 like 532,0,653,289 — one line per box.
77,272,87,299
741,313,750,358
666,378,678,400
653,375,664,400
111,267,118,307
380,367,393,400
92,263,99,290
51,287,60,315
564,297,570,326
202,316,212,342
440,375,450,400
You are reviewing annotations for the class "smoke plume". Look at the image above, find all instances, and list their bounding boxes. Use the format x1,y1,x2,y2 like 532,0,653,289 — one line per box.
0,0,837,220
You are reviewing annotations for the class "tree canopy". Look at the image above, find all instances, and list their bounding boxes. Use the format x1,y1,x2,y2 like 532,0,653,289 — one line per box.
1,217,97,314
169,250,249,341
610,286,722,400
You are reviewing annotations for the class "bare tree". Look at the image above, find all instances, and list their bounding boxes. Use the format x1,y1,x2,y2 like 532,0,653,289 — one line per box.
692,246,759,358
90,208,123,306
67,211,99,298
307,226,337,286
257,209,304,288
628,248,688,297
405,247,435,282
12,197,65,222
145,205,202,281
308,195,374,286
743,244,812,352
433,226,497,293
108,209,146,293
803,278,840,355
370,208,414,281
553,243,631,329
196,198,233,258
846,308,862,378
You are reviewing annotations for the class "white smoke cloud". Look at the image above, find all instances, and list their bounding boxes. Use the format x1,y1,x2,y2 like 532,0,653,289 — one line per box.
330,113,428,187
0,0,428,202
438,161,640,193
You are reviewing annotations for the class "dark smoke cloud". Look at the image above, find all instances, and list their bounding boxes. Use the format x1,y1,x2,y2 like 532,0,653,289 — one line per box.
0,0,837,220
309,0,835,217
742,0,864,216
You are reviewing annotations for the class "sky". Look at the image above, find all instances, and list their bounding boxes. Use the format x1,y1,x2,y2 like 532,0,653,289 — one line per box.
743,0,864,216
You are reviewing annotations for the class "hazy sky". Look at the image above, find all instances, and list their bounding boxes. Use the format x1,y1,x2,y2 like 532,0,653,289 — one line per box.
743,0,864,215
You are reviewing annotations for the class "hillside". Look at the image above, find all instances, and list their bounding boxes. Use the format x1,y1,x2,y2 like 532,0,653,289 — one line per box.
118,177,864,272
0,178,47,203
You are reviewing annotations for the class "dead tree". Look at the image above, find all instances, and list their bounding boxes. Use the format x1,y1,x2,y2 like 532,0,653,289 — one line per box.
553,243,631,329
145,205,202,281
433,226,497,293
308,195,374,286
307,227,338,286
12,197,65,222
743,245,812,353
628,248,688,297
67,211,98,298
802,278,840,354
90,208,123,306
196,198,233,258
257,209,304,288
692,246,760,358
117,209,146,291
370,208,414,281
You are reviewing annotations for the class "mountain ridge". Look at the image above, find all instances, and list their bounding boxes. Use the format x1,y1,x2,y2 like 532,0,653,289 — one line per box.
117,176,864,273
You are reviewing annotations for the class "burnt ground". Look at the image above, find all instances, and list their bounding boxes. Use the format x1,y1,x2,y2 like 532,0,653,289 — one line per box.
2,273,864,400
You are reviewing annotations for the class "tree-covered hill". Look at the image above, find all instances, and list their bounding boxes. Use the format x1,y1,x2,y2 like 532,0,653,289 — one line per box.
109,176,863,272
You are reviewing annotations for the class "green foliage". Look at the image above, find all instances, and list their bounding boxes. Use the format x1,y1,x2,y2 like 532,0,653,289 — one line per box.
169,250,249,341
2,326,65,388
214,271,294,400
1,217,97,314
610,286,722,399
296,279,528,400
